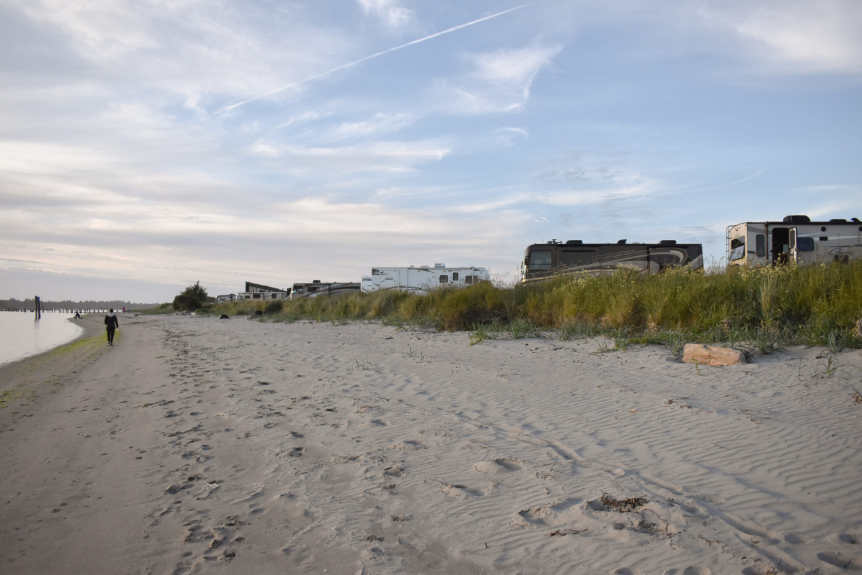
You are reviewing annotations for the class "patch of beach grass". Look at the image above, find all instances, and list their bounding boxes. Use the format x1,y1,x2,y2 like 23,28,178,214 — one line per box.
207,260,862,349
140,303,174,315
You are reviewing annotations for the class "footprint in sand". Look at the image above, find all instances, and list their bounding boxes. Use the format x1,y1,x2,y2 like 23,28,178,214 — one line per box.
441,483,489,497
474,458,522,474
817,551,862,572
383,465,405,477
518,498,582,526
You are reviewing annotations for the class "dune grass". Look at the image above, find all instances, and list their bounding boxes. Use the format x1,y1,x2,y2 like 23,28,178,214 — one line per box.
208,261,862,352
140,303,175,315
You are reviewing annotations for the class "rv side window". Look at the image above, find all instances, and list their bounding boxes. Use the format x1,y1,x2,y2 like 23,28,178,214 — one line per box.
439,275,448,284
729,237,745,261
560,251,594,266
465,275,474,284
452,272,459,281
528,251,552,271
797,237,815,252
755,234,765,257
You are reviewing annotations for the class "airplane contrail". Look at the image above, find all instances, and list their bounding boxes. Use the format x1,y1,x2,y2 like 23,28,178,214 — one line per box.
217,2,535,114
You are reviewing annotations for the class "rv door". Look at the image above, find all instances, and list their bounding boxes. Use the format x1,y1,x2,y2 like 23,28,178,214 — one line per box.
789,228,798,262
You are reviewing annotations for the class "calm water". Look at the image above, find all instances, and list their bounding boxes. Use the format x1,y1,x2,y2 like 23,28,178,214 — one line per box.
0,312,84,366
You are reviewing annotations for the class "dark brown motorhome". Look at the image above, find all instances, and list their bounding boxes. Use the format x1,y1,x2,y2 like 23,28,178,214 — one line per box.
520,239,703,283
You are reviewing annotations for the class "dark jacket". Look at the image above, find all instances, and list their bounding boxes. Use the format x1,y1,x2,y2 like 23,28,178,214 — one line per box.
105,314,119,329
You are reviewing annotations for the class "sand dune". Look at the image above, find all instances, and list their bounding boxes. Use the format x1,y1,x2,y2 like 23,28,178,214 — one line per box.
1,315,861,574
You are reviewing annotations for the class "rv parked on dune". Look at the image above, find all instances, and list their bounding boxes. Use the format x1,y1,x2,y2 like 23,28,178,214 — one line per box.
361,264,490,294
520,240,703,283
727,215,862,267
290,281,360,299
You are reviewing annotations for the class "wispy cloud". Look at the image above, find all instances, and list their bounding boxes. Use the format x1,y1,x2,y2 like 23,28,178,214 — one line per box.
357,0,415,31
328,113,416,141
709,1,862,74
248,139,450,174
435,43,562,114
218,2,535,113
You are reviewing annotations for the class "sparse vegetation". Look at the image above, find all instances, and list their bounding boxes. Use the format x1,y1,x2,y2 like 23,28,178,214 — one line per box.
207,260,862,349
140,302,174,315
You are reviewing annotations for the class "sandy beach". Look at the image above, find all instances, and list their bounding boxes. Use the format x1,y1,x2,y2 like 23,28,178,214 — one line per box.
1,315,861,574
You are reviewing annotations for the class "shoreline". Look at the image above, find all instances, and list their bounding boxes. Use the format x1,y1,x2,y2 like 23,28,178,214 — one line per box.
0,313,103,368
1,315,861,574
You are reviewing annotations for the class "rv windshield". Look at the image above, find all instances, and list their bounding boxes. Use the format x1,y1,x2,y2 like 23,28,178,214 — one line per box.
729,237,745,261
529,251,552,271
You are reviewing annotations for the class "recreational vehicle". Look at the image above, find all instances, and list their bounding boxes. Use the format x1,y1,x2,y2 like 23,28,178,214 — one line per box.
236,281,290,301
361,264,490,294
727,215,862,267
290,281,360,299
520,240,703,283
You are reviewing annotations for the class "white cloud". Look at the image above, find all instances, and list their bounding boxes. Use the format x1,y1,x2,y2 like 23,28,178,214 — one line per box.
357,0,415,30
436,44,562,114
12,0,354,102
697,1,862,74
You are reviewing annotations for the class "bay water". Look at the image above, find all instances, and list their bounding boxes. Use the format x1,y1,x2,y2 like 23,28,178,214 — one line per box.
0,312,84,366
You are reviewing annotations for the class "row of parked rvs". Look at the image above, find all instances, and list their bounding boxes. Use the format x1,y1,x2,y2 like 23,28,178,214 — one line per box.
215,215,860,303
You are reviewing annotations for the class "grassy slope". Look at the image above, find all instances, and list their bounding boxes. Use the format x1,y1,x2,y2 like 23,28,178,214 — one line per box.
206,261,862,351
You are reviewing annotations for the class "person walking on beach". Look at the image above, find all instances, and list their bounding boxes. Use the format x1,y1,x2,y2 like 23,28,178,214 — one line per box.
105,309,119,345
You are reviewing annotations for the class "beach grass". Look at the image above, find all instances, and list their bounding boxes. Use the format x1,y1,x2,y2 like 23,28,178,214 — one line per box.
208,260,862,350
140,303,175,315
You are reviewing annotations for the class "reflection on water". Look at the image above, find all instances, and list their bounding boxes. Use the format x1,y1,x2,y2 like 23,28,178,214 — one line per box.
0,312,84,366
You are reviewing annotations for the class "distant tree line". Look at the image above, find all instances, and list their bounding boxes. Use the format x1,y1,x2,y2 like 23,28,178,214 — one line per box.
0,298,158,310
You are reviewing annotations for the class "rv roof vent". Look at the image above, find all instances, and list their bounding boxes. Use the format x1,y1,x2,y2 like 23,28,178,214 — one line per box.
829,219,848,223
566,240,583,245
434,263,445,268
852,218,860,223
312,280,320,283
783,215,810,224
420,265,429,268
659,240,677,245
617,239,627,245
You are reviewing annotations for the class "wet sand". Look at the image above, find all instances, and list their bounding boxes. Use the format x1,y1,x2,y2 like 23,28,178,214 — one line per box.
1,315,861,574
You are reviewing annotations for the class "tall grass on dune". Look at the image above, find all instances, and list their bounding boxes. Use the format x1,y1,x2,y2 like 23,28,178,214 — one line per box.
208,260,862,349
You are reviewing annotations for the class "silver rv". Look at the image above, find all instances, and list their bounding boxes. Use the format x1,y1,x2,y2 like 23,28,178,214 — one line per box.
727,215,862,267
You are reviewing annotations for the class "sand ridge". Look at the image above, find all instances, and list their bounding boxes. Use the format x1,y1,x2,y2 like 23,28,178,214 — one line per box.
1,315,861,574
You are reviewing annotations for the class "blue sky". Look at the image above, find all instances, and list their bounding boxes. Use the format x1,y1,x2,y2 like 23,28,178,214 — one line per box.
1,0,860,302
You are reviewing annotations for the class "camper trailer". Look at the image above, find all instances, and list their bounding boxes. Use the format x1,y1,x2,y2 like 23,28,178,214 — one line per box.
520,240,703,283
361,264,490,294
290,281,360,299
726,215,862,267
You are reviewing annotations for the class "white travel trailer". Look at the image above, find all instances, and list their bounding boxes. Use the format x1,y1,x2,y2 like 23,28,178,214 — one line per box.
361,264,490,294
727,215,862,267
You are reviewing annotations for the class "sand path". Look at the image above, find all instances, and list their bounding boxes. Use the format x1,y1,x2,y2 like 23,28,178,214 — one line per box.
1,315,861,574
